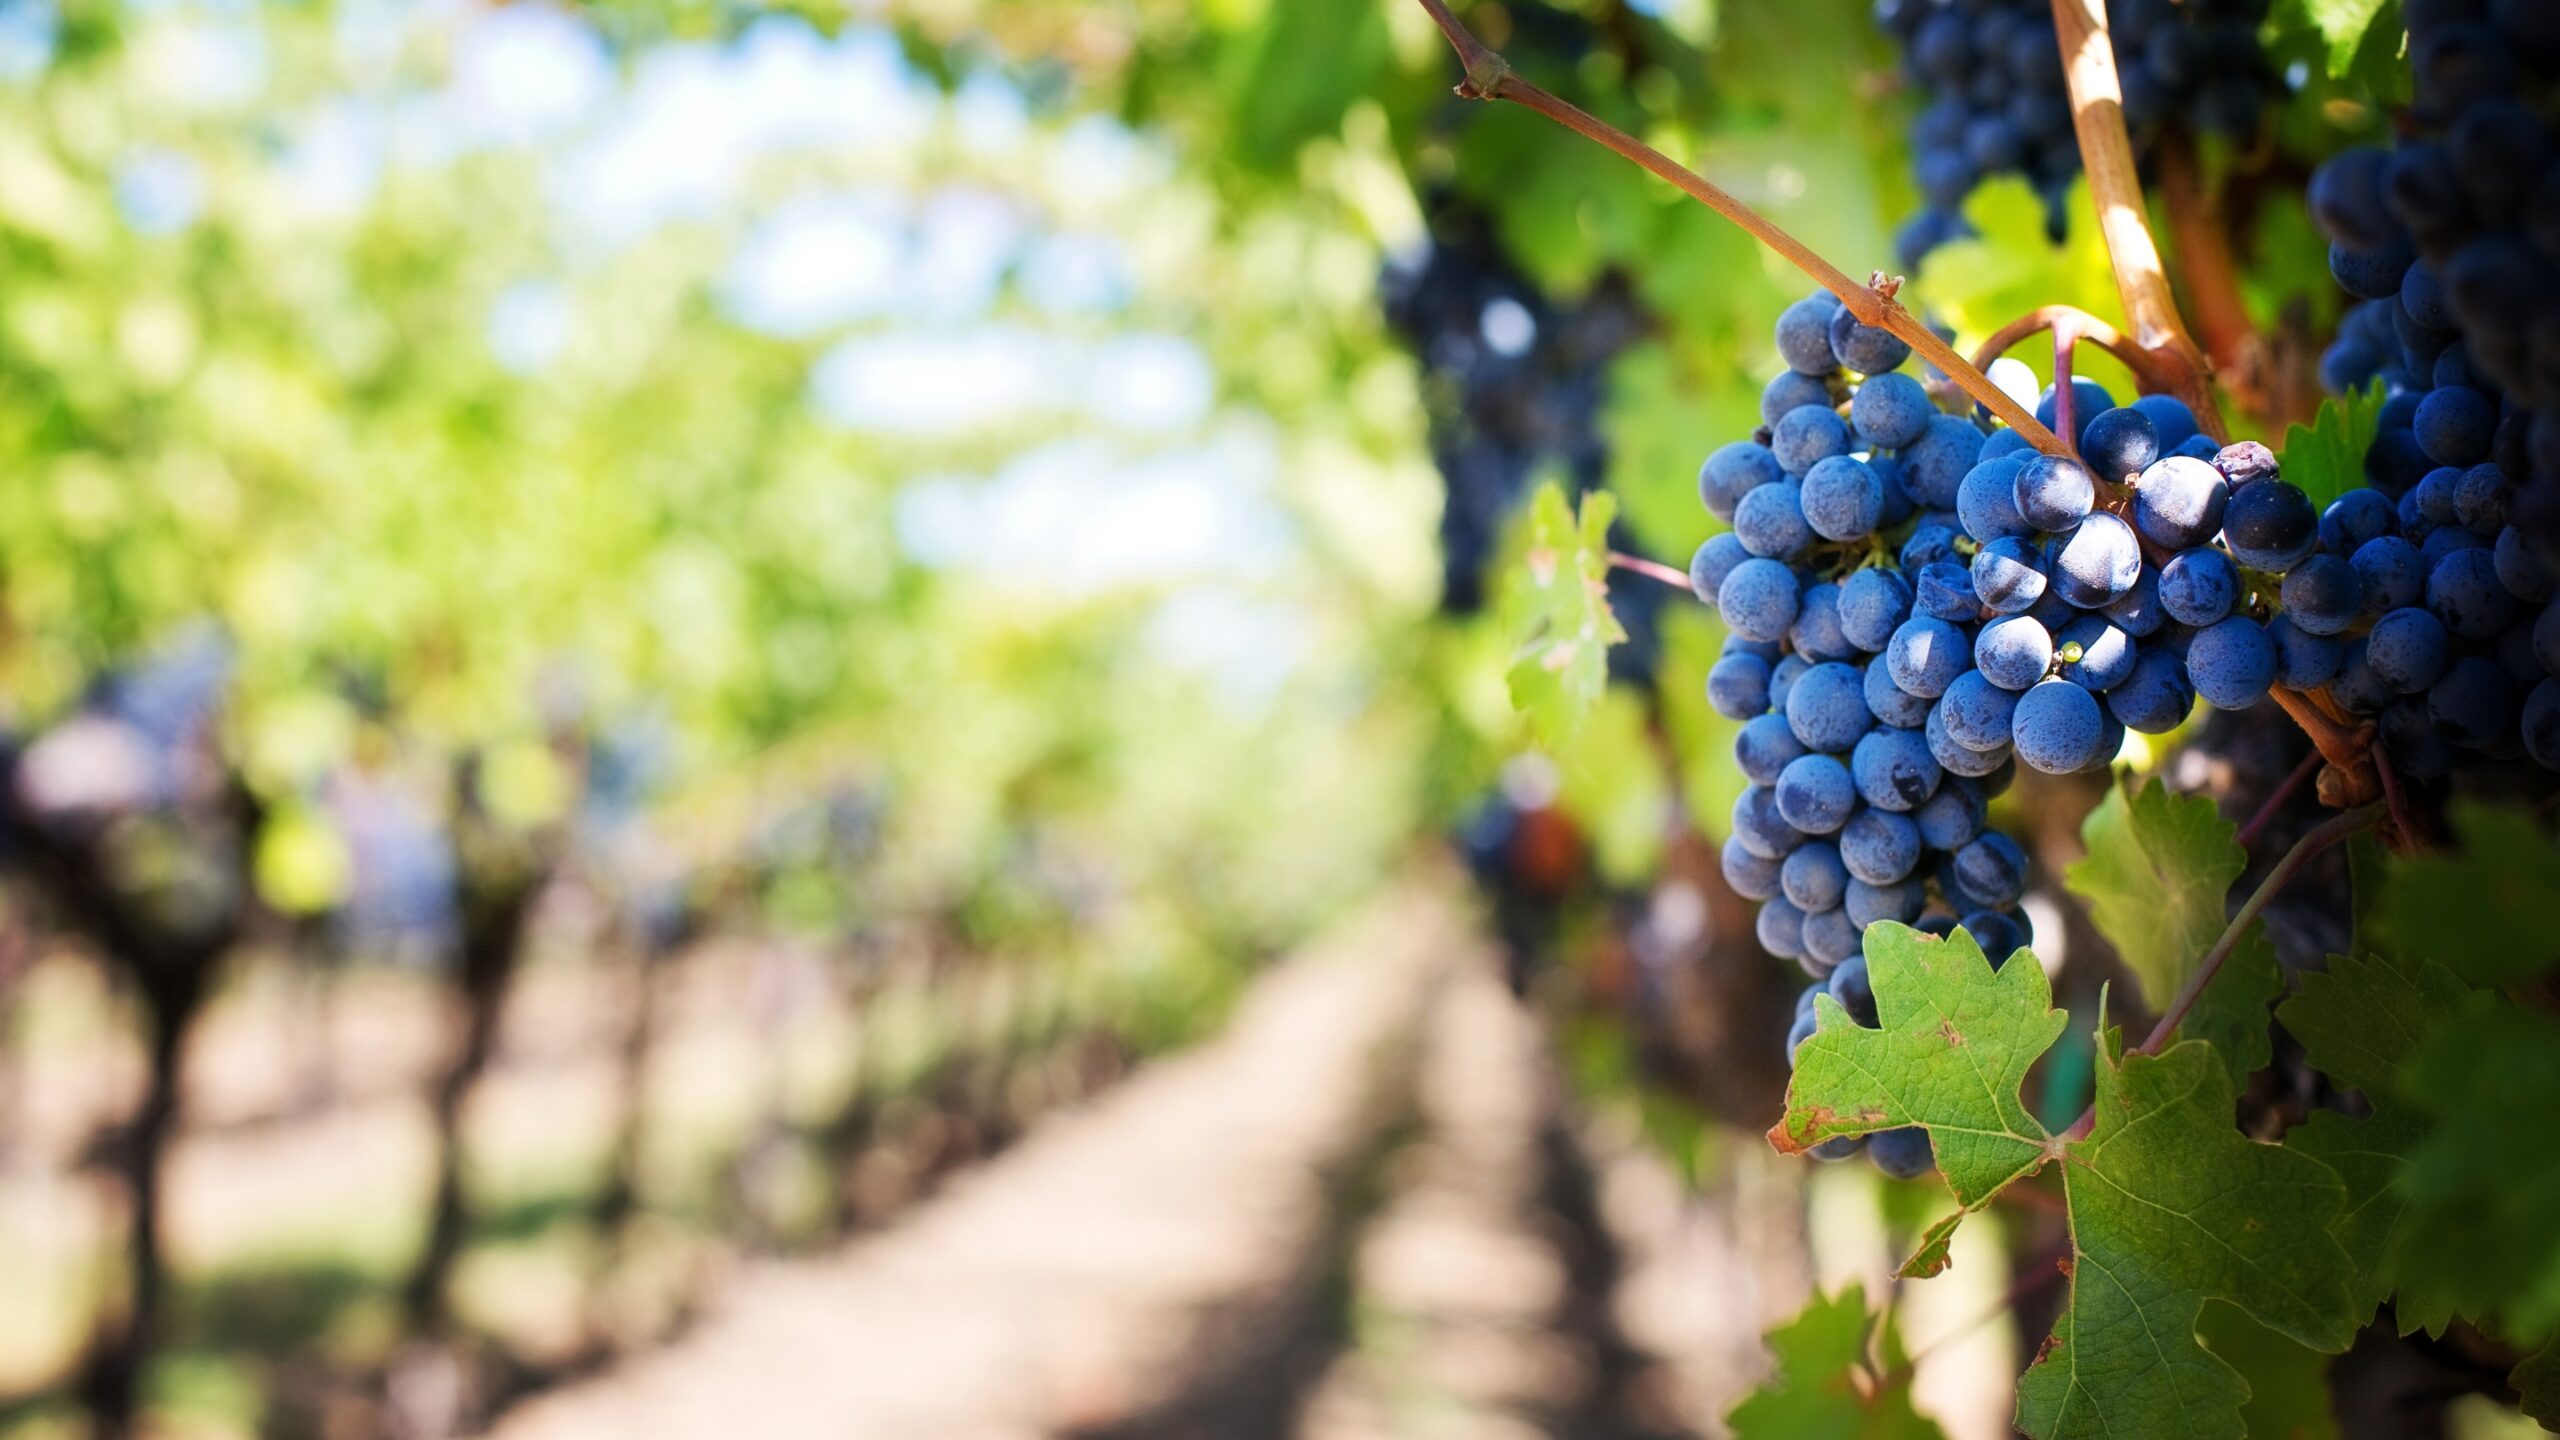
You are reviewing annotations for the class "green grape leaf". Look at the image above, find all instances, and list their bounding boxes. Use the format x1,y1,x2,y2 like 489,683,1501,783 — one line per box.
2372,803,2560,986
1913,178,2141,402
2279,948,2475,1333
2014,1036,2357,1440
2514,1338,2560,1429
1766,922,2063,1210
1726,1285,1947,1440
1502,483,1627,745
2195,1305,2340,1440
2275,380,2388,514
2066,777,2250,1014
2181,932,2283,1094
2391,1004,2560,1339
2278,0,2400,81
1774,926,2359,1440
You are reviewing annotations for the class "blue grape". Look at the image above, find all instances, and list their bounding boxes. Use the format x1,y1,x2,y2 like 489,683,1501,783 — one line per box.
2130,394,2199,451
2131,454,2229,549
2278,553,2364,635
1776,294,1842,375
1902,414,1989,508
2158,546,2238,626
1846,876,1927,927
2222,479,2319,571
1769,654,1810,710
1762,370,1836,428
2367,606,2452,693
1700,440,1783,520
1938,669,2021,749
2351,535,2426,613
2524,678,2560,768
2079,406,2158,482
2416,466,2465,529
1772,404,1852,476
1689,532,1750,607
1829,305,1913,374
1959,909,2030,963
1913,780,1985,850
1850,371,1934,449
2427,655,2516,749
1802,905,1862,967
2427,545,2519,639
1732,784,1806,860
1970,536,2048,614
1869,1126,1936,1180
1952,831,2029,908
2055,615,2134,691
1837,568,1913,651
1786,983,1822,1059
2382,698,2457,778
2049,511,2143,607
2101,565,2167,636
2012,677,2105,772
1925,703,2013,776
1782,841,1851,913
1914,561,1981,621
1827,955,1875,1026
2454,464,2510,534
2268,615,2344,690
2108,647,2195,732
1735,713,1806,784
2171,433,2222,461
1758,894,1810,959
1852,725,1942,811
2319,488,2397,554
1863,657,1934,728
1735,478,1815,558
2187,615,2277,709
2330,636,2393,716
1723,835,1784,901
2035,378,2118,446
1792,582,1856,661
1776,753,1858,834
1957,455,2036,541
1900,522,1962,570
1886,616,1972,698
2414,384,2496,465
1976,613,2055,690
1802,454,1886,541
1719,557,1802,642
1708,651,1772,719
1787,661,1875,753
1840,808,1922,886
2014,453,2097,531
2496,526,2557,604
2422,524,2491,569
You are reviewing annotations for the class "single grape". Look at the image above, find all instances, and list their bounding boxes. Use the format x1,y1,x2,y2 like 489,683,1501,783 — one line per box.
1802,454,1887,541
1953,831,2029,908
1914,560,1982,622
2101,565,2167,636
1772,404,1853,477
1958,908,2030,962
2427,655,2517,749
1868,1127,1936,1180
2268,615,2344,690
1863,656,1935,729
2351,535,2426,614
1723,835,1784,902
1762,370,1836,428
1902,414,1990,509
1719,557,1802,643
1851,372,1934,451
1846,875,1927,927
2279,553,2365,636
2319,488,2397,554
1769,654,1810,711
1734,478,1815,559
1925,703,2013,776
1837,567,1915,651
1826,954,1876,1027
2049,512,2144,607
1787,661,1876,753
2367,607,2453,693
1700,440,1783,520
2079,406,2158,482
2055,614,2135,691
1783,841,1852,913
2428,545,2520,639
1970,535,2049,614
2130,394,2199,451
1736,712,1807,785
2413,384,2496,466
2014,453,2097,531
1802,905,1863,967
1828,305,1913,374
2222,480,2319,571
1708,651,1773,719
1776,753,1859,834
1937,669,2021,750
1913,781,1984,851
1976,613,2056,690
1887,615,1972,699
1958,455,2036,541
1758,893,1810,960
1731,784,1806,860
1776,294,1842,375
2012,677,2106,772
1852,725,1943,811
2187,615,2277,709
2158,546,2238,626
2108,647,2195,732
1841,807,1923,885
2131,454,2229,549
1689,533,1750,607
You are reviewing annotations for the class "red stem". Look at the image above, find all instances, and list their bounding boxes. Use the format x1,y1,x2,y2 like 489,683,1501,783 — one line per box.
2234,749,2322,852
1609,550,1696,593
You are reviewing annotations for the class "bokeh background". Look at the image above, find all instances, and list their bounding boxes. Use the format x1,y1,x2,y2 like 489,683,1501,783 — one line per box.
0,2,2533,1439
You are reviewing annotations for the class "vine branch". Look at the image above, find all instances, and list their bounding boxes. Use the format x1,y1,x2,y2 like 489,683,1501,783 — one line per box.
2047,0,2225,440
1410,0,2070,457
1970,305,2190,406
1608,550,1695,592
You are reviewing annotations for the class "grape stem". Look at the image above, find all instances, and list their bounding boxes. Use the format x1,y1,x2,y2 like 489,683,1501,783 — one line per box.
2046,0,2227,441
1607,550,1695,592
2154,133,2279,424
1407,0,2071,456
2136,801,2385,1059
2267,686,2380,806
1970,305,2191,408
2233,747,2322,851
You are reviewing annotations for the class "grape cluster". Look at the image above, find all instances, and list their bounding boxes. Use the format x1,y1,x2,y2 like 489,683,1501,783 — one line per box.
1877,0,2277,268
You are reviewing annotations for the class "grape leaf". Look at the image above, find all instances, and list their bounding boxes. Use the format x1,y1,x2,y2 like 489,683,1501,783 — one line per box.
2514,1338,2560,1429
1503,483,1626,745
1766,922,2063,1211
2195,1305,2340,1440
2277,949,2475,1333
1774,925,2359,1440
1726,1285,1947,1440
2391,1004,2560,1339
2066,777,2250,1014
2371,803,2560,986
2013,1034,2357,1440
2275,380,2388,514
2276,0,2398,82
2180,934,2282,1093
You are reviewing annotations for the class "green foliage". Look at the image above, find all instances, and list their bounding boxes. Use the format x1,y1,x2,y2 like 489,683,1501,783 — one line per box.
2064,778,2256,1015
2277,0,2404,83
2194,1307,2340,1440
1912,179,2137,400
1550,686,1669,885
2276,381,2389,514
1776,925,2358,1440
1502,483,1627,746
1725,1285,1946,1440
2372,803,2560,985
2393,1004,2560,1341
2278,949,2474,1333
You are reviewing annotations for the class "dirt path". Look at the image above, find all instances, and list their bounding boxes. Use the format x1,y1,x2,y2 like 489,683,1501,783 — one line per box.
484,881,1458,1440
